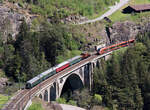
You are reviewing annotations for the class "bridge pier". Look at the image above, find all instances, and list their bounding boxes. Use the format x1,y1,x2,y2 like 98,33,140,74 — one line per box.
3,51,116,110
47,87,50,102
89,62,94,91
36,58,109,102
37,63,95,101
104,54,111,60
56,81,59,100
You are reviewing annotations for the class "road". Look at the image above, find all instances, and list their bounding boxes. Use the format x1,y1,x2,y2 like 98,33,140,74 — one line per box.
79,0,130,24
60,104,86,110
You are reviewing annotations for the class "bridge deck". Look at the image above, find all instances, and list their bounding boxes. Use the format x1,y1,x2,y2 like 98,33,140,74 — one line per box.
2,52,112,110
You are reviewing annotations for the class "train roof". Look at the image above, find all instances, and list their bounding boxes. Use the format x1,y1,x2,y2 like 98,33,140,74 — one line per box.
27,74,42,84
55,61,69,69
27,56,82,85
27,61,69,84
27,66,57,84
41,67,56,76
67,55,81,62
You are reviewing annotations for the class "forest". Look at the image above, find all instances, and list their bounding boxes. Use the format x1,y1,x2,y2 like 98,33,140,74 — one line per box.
1,0,150,110
58,32,150,110
1,19,150,110
91,32,150,110
0,19,150,110
0,20,83,82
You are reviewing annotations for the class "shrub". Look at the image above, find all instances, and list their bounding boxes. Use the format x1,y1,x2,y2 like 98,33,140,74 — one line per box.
56,98,67,104
28,102,44,110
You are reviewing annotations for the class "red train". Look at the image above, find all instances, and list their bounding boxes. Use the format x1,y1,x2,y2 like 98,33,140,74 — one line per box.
81,52,91,58
98,39,135,55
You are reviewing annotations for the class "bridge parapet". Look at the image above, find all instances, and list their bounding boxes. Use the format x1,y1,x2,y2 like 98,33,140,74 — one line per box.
2,51,113,110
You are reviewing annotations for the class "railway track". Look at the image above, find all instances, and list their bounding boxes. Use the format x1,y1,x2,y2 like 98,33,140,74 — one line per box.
2,54,98,110
2,46,130,110
2,90,28,110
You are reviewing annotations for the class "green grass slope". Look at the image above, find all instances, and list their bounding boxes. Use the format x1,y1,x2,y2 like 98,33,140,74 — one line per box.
10,0,119,18
28,101,44,110
110,0,150,22
0,94,10,109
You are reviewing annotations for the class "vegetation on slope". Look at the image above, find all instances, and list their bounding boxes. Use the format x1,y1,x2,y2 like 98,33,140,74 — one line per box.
0,20,85,82
8,0,119,19
56,98,77,106
0,94,10,109
59,88,104,109
58,31,150,109
28,101,44,110
92,31,150,110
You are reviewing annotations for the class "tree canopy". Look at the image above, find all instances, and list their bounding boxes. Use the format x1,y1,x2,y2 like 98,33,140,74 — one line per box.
93,32,150,110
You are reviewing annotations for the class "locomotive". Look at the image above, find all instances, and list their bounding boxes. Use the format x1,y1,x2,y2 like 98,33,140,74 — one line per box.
26,39,135,89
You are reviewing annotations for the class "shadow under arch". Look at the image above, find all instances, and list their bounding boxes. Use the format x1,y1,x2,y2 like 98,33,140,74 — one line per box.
60,73,84,98
39,94,42,99
44,90,48,101
50,82,56,101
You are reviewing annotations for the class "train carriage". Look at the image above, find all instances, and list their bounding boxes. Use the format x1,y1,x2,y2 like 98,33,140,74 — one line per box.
98,39,135,55
40,67,56,80
26,67,57,89
81,52,91,59
26,74,43,89
55,61,70,72
67,55,82,66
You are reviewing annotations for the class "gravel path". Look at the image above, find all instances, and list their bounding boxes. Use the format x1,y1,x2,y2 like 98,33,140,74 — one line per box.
79,0,130,24
60,104,86,110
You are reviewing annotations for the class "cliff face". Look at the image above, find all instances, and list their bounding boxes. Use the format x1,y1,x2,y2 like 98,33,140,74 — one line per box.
105,19,150,45
1,1,150,48
107,21,139,44
0,1,37,42
0,5,24,42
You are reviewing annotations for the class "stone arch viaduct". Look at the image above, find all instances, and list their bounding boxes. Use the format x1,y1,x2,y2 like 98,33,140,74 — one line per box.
2,52,112,110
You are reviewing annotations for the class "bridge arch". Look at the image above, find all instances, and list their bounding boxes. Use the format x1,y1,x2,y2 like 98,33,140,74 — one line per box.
44,90,48,101
50,82,56,101
59,73,84,97
39,94,42,100
96,60,100,67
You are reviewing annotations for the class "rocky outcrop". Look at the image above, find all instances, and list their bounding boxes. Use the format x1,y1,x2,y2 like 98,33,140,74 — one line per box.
0,77,8,93
103,19,150,46
107,21,139,44
62,15,88,24
0,1,38,42
0,4,24,41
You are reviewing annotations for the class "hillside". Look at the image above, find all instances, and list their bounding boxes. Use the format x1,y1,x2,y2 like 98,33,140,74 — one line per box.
7,0,119,18
0,0,150,93
1,0,150,110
